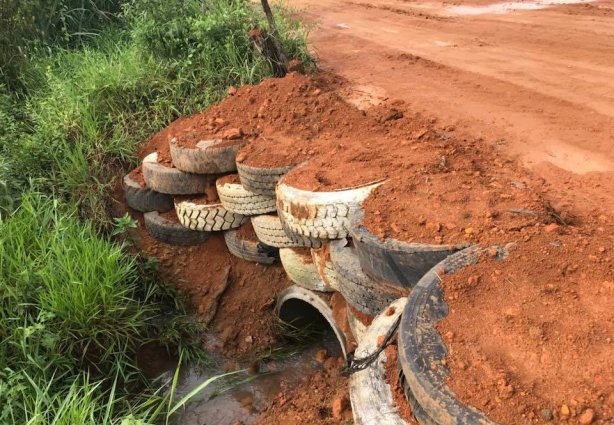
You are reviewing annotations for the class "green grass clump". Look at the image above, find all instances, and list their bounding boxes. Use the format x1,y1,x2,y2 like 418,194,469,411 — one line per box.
0,192,205,423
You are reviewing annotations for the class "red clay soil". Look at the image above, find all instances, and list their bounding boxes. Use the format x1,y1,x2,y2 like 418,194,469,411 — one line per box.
160,209,181,224
174,183,220,204
141,71,556,247
383,343,419,424
235,221,258,241
116,201,292,358
128,166,146,187
254,355,352,425
216,173,241,185
348,305,373,327
437,220,614,424
360,134,552,245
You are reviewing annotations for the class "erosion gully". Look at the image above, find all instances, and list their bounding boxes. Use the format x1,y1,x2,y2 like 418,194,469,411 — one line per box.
139,321,342,424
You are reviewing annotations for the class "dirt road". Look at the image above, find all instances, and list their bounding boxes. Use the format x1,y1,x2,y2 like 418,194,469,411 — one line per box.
289,0,614,215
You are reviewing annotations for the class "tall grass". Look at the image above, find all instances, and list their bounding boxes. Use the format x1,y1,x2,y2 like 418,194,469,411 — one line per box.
0,1,312,422
0,0,310,222
0,192,206,423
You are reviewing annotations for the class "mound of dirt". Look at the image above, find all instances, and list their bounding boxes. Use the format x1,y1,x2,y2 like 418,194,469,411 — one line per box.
437,219,614,424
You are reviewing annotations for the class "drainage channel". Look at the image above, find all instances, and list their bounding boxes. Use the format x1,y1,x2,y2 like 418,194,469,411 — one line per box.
143,289,346,425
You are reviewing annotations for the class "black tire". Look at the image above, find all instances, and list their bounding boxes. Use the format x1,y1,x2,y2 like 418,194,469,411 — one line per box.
330,240,408,317
223,227,278,264
236,161,293,196
144,211,210,246
170,138,244,174
142,152,215,195
349,211,469,288
397,247,500,425
123,173,173,213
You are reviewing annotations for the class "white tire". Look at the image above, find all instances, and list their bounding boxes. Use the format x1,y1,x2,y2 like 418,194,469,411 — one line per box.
175,200,248,232
251,214,322,248
276,178,383,240
216,175,276,216
279,248,334,292
311,246,339,291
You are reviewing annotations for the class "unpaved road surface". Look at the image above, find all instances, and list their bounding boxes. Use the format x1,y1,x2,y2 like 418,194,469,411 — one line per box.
290,0,614,216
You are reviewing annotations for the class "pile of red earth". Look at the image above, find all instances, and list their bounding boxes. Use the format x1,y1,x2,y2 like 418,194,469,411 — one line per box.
437,218,613,424
121,70,613,424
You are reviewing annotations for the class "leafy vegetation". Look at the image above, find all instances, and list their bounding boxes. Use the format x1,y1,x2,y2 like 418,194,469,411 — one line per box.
0,0,311,423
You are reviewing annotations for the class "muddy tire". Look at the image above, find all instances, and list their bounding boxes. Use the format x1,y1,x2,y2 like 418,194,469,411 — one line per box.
223,228,278,264
276,178,383,240
170,138,244,174
279,248,334,292
350,298,410,425
276,285,348,358
311,246,339,291
251,214,323,248
397,247,501,425
236,161,293,196
216,175,277,216
142,152,214,195
175,200,248,232
347,307,369,345
330,240,408,317
349,211,469,288
123,173,173,213
144,211,210,246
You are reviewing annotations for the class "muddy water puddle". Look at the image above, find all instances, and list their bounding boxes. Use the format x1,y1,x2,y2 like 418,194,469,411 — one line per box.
162,332,342,425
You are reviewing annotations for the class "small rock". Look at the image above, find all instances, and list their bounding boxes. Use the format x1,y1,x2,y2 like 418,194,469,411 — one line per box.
385,307,396,316
222,128,243,140
560,404,571,417
464,227,475,235
544,223,560,233
607,392,614,406
578,408,595,424
332,395,350,419
314,348,328,363
539,408,553,421
227,86,237,95
244,335,253,344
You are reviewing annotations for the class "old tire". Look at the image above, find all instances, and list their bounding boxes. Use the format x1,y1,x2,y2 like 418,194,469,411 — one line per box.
347,307,369,345
350,298,410,425
142,152,214,195
330,240,408,317
276,178,383,240
279,248,334,292
216,175,276,216
170,138,244,174
350,211,469,288
397,247,500,425
123,173,173,213
276,285,348,359
223,228,278,264
144,211,210,246
236,161,293,196
311,246,339,291
251,214,322,248
175,200,248,232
